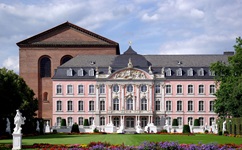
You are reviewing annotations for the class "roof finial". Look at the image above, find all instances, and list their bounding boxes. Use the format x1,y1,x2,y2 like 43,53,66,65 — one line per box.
129,41,132,46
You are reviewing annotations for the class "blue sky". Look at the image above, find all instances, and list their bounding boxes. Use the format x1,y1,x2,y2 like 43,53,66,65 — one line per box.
1,0,242,73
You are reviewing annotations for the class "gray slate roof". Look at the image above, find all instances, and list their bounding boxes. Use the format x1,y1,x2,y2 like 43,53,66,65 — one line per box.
53,46,231,80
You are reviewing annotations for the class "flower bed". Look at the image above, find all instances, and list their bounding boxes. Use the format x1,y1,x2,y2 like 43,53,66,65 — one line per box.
1,141,242,149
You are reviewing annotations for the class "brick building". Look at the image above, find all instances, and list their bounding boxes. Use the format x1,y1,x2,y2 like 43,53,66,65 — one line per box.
17,22,120,124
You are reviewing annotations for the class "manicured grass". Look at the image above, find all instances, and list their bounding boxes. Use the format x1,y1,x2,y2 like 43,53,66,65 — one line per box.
0,134,242,146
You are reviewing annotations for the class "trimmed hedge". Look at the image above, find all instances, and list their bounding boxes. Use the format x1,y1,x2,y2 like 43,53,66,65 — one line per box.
172,119,178,126
84,119,89,126
61,119,67,127
71,123,80,133
194,119,200,126
182,124,191,133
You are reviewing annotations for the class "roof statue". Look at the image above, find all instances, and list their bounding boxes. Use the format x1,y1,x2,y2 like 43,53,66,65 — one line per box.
127,58,133,68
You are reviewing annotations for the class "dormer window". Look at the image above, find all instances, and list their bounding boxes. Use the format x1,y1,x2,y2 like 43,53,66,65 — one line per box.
187,68,193,76
67,68,73,76
209,70,215,76
166,68,171,76
89,68,94,76
176,68,182,76
198,68,204,76
78,68,84,76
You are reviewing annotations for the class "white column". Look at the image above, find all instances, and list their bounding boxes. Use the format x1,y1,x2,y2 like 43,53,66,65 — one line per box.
121,85,125,110
149,84,153,111
108,85,112,111
136,84,140,111
96,84,99,111
161,83,165,111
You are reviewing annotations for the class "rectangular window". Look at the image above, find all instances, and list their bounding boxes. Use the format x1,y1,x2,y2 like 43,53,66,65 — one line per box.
67,101,73,111
199,117,204,126
100,117,105,126
199,101,204,111
100,101,105,111
209,85,215,94
89,85,94,94
89,117,94,125
113,98,119,110
166,101,171,111
188,101,193,111
78,85,84,94
57,117,62,126
166,85,171,94
177,117,182,126
209,117,215,126
177,85,183,94
57,101,62,111
210,101,214,111
188,85,193,94
99,84,105,94
78,101,84,111
198,85,204,94
155,101,160,111
78,117,83,125
67,85,73,94
89,101,94,111
67,117,73,126
155,84,160,93
56,85,62,94
177,101,182,111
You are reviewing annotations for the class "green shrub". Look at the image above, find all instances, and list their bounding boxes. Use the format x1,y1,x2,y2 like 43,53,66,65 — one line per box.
84,119,89,126
172,119,178,126
223,131,229,135
218,131,222,135
61,119,67,127
182,124,191,134
53,129,57,134
160,129,168,133
204,130,209,134
194,119,200,126
71,123,80,133
93,128,99,133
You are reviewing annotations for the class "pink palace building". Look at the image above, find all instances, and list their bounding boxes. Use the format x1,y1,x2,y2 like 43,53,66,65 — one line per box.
52,46,231,131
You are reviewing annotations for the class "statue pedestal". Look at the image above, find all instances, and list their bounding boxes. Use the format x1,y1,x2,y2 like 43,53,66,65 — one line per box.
145,123,157,133
117,125,124,133
105,123,117,133
12,133,22,150
136,126,144,133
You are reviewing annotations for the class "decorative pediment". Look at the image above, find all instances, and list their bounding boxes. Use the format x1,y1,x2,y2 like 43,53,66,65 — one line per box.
111,68,149,80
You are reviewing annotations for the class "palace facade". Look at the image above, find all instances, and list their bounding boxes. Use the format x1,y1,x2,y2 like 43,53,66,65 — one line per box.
52,46,231,129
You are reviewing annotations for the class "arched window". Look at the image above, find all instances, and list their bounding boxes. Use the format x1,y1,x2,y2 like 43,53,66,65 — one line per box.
60,55,73,65
40,57,51,77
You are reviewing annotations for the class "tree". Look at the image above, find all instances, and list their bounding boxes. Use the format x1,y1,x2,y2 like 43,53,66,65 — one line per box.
210,37,242,118
0,68,38,122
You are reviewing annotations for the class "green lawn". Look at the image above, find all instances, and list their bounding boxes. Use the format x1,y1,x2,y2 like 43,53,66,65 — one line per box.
0,134,242,146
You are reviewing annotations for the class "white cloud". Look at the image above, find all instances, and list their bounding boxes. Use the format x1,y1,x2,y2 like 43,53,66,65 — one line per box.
2,56,19,73
141,13,159,21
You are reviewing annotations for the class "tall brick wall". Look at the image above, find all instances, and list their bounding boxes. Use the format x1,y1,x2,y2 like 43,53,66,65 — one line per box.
19,47,118,123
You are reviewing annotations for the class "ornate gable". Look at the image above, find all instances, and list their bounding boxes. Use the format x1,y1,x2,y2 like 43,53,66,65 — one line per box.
17,22,119,50
109,68,151,80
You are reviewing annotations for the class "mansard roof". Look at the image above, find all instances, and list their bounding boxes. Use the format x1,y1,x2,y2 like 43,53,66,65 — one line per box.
53,46,230,80
17,21,120,53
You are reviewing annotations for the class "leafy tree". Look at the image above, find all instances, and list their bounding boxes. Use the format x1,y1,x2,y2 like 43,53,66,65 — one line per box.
0,68,38,123
210,37,242,118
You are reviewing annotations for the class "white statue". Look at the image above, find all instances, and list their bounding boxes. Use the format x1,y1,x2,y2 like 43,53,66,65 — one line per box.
13,110,26,134
148,66,152,74
108,66,112,74
36,120,40,132
6,118,11,134
165,119,168,126
127,58,133,68
222,120,226,132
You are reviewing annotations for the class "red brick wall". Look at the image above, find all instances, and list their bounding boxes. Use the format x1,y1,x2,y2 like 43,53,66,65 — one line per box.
19,46,118,123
